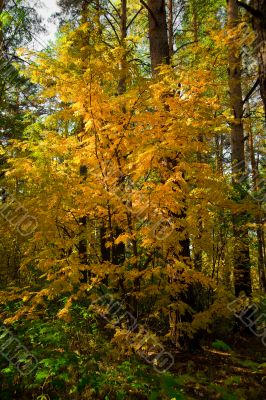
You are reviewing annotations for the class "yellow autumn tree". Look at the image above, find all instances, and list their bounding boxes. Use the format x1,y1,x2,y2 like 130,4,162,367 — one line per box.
1,19,232,347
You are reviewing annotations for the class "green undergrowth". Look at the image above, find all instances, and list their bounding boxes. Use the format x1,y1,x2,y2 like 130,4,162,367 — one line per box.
0,299,265,399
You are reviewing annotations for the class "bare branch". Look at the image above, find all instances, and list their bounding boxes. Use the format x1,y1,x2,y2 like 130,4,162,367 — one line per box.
127,6,144,30
174,41,197,54
107,0,121,18
103,14,121,44
140,0,158,25
90,0,120,25
242,78,260,105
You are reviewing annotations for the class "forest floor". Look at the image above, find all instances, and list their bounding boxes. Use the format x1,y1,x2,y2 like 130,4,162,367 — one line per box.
1,310,265,399
168,336,266,399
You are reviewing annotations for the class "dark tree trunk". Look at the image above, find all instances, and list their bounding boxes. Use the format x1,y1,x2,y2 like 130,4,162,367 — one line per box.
167,0,174,57
118,0,127,94
146,0,200,350
251,0,266,118
147,0,170,74
228,0,252,297
79,165,89,283
247,103,266,292
237,0,266,118
100,225,111,262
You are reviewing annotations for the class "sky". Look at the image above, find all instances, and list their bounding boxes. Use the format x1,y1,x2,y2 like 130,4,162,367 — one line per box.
35,0,60,48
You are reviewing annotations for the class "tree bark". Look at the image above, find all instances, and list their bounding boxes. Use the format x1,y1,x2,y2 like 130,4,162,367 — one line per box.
78,0,90,283
146,0,200,350
79,165,89,283
238,0,266,118
167,0,174,57
191,0,199,43
247,102,266,292
146,0,170,75
228,0,252,297
118,0,127,94
251,0,266,119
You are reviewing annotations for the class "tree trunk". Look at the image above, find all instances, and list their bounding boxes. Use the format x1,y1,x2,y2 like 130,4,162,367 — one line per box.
147,0,170,74
251,0,266,118
191,0,199,43
78,1,90,283
113,0,127,262
167,0,174,57
228,0,252,297
79,165,89,283
0,0,3,56
146,0,202,350
237,0,266,118
118,0,127,94
247,103,266,292
252,0,266,118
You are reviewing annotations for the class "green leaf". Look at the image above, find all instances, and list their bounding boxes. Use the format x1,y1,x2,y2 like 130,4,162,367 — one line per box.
0,11,13,27
35,369,50,383
212,340,231,352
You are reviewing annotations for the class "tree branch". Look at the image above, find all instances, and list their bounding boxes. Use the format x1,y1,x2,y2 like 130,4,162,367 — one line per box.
242,78,259,104
104,14,121,44
107,0,121,18
237,1,263,19
90,1,120,25
127,6,143,30
174,41,197,54
140,0,158,25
